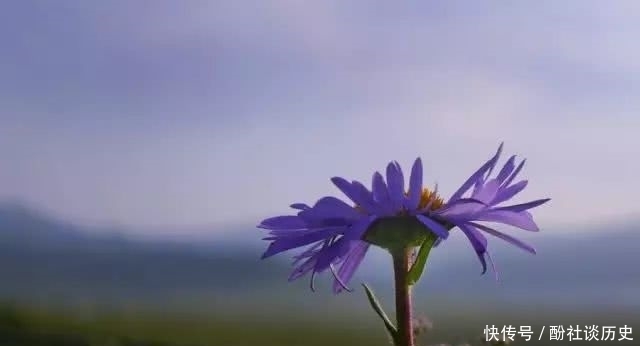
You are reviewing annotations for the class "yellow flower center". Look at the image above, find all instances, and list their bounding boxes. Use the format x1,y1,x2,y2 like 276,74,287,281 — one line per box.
354,187,444,214
417,187,444,211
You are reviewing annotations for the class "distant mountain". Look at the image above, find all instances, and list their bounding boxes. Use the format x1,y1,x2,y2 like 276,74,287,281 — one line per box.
427,233,639,307
0,202,638,314
0,203,290,310
0,203,90,246
361,226,640,310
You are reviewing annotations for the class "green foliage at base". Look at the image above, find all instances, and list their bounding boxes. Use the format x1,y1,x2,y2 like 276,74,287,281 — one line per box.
0,303,386,346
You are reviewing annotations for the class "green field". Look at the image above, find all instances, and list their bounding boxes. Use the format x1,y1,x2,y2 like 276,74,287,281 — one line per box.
0,302,637,346
0,303,387,346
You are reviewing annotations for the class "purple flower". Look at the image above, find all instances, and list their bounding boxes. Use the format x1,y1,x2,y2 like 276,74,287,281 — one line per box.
432,143,550,277
258,143,549,293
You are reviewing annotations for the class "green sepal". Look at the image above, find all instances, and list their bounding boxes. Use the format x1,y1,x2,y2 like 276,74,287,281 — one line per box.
407,233,436,286
363,217,428,253
362,283,398,345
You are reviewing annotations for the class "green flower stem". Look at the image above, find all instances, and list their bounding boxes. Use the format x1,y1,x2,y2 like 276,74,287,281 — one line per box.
392,247,414,346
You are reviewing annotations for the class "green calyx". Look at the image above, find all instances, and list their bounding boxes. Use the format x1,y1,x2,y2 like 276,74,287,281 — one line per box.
363,216,431,253
363,216,452,286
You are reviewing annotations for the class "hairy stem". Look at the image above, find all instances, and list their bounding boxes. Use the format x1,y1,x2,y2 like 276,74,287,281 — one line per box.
392,247,414,346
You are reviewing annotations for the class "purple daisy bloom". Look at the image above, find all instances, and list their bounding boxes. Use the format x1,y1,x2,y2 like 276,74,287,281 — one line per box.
258,143,549,293
431,143,550,277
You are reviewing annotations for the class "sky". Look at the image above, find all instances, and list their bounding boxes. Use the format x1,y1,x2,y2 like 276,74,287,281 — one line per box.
0,1,639,233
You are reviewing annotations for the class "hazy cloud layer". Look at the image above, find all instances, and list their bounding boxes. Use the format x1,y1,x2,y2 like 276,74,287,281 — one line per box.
1,1,638,231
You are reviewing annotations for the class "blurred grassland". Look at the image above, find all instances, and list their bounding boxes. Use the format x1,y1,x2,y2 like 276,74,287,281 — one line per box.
0,302,638,346
0,302,386,346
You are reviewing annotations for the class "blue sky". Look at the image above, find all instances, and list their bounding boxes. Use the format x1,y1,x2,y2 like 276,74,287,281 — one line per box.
1,1,639,233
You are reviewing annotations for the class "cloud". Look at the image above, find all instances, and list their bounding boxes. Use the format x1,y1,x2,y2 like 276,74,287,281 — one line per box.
0,1,638,229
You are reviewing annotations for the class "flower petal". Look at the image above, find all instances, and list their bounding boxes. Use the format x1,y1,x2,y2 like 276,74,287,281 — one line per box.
472,179,501,205
330,264,353,292
258,216,307,230
406,158,423,211
263,226,342,239
331,177,360,204
261,228,341,259
483,143,504,180
331,177,377,212
314,237,352,273
290,203,310,210
350,180,381,213
416,214,450,239
494,198,551,213
291,242,325,266
492,180,528,205
458,223,489,274
501,159,526,188
469,222,536,254
448,143,503,203
333,241,370,293
311,214,376,272
437,199,487,221
299,196,361,225
289,254,318,281
386,161,405,212
476,209,540,231
372,172,393,215
496,155,516,183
